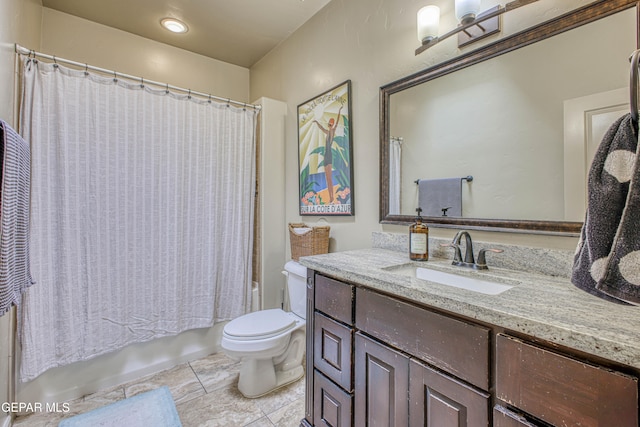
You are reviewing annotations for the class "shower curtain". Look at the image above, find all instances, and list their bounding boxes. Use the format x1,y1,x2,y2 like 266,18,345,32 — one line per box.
18,57,257,381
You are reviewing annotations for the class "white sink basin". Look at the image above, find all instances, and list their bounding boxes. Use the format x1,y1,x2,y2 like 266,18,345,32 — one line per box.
387,265,513,295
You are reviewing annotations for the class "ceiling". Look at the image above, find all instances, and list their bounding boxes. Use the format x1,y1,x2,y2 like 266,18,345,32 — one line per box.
41,0,332,68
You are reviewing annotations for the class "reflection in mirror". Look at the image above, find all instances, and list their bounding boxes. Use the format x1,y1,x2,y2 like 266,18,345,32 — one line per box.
380,1,639,234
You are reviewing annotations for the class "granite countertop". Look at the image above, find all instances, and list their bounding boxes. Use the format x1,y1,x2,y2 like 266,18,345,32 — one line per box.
299,248,640,370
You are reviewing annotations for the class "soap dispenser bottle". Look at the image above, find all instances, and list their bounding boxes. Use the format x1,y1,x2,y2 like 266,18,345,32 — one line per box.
410,207,429,261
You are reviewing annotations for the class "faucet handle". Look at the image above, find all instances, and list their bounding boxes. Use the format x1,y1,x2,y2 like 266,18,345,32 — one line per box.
440,242,463,263
476,248,504,269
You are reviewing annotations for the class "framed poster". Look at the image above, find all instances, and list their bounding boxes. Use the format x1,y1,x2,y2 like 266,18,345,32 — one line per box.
297,80,354,216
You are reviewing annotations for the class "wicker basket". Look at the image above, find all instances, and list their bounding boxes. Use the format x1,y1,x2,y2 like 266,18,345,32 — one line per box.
289,223,330,261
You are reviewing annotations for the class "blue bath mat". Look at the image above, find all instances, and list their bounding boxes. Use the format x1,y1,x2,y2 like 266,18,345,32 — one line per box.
59,386,182,427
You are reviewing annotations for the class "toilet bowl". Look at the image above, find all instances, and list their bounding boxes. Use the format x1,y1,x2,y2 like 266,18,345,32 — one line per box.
221,260,307,398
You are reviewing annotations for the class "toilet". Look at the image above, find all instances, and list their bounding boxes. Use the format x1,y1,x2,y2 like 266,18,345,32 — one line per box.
221,260,307,398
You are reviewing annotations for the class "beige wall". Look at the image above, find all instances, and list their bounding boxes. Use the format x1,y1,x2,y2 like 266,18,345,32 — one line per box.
250,0,606,253
40,8,250,103
0,0,42,424
0,0,42,125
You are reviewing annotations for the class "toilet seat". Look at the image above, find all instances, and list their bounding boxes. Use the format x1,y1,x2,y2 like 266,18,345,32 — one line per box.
224,309,298,341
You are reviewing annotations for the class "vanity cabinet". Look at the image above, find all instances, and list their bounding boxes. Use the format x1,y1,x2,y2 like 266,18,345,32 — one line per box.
303,272,491,427
302,271,640,427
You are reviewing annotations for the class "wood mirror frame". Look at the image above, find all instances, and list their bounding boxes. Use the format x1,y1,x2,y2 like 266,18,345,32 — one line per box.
379,0,640,235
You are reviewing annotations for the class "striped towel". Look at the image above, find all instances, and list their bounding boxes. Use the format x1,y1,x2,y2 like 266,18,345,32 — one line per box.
0,120,34,316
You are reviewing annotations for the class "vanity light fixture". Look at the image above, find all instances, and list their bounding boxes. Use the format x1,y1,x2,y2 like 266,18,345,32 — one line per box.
415,0,538,55
161,18,189,34
417,5,440,43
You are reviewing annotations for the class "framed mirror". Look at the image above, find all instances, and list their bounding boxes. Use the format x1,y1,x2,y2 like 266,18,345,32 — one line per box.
380,0,640,234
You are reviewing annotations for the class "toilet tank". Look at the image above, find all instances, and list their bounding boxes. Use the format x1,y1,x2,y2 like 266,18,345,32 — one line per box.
284,260,307,319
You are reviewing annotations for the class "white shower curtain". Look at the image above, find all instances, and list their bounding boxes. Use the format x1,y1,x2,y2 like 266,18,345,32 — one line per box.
18,57,257,381
389,138,402,215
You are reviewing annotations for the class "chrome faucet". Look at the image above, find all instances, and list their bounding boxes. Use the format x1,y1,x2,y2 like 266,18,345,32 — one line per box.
441,231,503,270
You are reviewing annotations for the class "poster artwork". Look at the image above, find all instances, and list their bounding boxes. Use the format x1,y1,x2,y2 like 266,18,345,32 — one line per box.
297,80,354,216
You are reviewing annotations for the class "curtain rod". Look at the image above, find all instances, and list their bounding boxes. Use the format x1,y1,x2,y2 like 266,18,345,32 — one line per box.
15,44,261,111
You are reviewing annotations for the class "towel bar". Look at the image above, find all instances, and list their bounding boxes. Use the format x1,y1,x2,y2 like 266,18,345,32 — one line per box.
414,176,473,185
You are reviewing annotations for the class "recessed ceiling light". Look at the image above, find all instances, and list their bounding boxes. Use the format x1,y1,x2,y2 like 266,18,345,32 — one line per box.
161,18,188,34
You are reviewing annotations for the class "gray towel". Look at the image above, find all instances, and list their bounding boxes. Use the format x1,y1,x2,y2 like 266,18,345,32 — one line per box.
571,114,640,304
418,177,462,217
0,120,34,316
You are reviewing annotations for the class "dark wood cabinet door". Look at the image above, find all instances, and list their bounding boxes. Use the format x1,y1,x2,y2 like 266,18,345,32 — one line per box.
314,370,353,427
409,358,490,427
314,312,354,392
354,333,409,427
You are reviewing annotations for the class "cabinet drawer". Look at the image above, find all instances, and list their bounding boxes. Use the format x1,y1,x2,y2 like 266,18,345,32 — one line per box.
496,334,638,427
314,370,353,427
314,312,353,391
355,288,490,390
315,275,354,325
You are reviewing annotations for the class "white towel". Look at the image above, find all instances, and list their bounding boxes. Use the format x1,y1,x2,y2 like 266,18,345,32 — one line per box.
0,120,34,316
292,227,312,235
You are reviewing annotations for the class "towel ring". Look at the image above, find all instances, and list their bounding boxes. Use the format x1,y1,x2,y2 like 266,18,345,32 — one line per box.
630,49,640,124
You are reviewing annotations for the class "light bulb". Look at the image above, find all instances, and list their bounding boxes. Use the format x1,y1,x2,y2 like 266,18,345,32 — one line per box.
161,18,188,34
455,0,481,24
417,5,440,43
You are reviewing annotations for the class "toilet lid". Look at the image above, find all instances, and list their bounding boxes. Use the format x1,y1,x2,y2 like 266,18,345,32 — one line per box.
224,308,297,340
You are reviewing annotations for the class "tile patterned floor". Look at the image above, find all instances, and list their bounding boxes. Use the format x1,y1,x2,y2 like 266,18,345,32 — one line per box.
13,352,305,427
